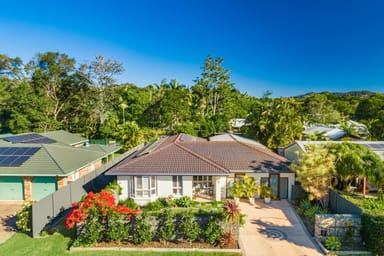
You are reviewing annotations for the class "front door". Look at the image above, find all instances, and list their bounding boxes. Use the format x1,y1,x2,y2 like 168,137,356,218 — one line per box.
269,174,279,199
279,177,288,199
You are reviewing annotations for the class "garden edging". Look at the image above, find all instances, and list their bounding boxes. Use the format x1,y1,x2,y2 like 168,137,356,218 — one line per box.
69,246,242,253
315,237,371,256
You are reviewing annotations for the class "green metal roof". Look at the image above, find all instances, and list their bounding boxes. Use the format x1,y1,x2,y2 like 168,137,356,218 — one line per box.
40,130,88,146
0,143,118,177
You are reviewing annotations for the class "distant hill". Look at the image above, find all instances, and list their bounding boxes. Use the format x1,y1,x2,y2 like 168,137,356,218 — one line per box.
293,90,376,99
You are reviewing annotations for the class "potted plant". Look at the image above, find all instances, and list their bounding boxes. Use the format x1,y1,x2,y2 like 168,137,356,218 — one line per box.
260,184,273,204
242,176,258,204
230,181,243,204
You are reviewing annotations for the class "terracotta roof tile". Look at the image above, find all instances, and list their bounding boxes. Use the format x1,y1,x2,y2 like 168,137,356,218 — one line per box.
106,134,291,176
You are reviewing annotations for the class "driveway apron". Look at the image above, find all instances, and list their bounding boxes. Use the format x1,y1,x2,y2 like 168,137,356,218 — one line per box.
238,199,324,256
0,201,23,244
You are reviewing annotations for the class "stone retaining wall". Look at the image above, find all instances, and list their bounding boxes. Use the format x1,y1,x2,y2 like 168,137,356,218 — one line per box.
315,214,361,245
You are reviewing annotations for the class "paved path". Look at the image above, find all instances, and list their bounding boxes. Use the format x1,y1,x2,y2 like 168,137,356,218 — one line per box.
238,199,324,256
0,201,23,244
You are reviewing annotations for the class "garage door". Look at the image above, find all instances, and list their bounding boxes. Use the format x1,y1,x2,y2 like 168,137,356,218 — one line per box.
32,177,57,200
0,177,24,200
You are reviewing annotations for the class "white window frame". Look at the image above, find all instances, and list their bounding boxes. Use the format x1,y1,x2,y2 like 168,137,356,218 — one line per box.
172,176,183,195
134,176,156,197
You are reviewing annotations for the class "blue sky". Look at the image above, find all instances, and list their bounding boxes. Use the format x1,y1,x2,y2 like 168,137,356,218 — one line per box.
1,0,384,97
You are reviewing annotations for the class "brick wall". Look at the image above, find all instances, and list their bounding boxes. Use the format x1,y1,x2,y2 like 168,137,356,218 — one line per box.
23,176,32,201
79,166,90,177
57,177,66,189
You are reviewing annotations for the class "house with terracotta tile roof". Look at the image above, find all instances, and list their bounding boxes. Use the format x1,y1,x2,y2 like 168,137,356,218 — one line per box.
106,133,295,205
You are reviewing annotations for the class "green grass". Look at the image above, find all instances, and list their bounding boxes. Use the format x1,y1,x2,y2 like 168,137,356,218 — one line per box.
0,233,240,256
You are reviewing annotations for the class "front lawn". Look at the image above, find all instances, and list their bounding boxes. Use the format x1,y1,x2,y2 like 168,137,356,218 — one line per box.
0,233,240,256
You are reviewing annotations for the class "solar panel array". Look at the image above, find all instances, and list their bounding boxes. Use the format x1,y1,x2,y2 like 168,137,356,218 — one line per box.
0,147,40,166
3,133,56,144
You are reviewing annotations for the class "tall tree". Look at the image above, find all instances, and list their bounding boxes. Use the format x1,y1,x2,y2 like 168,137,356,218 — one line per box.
26,52,86,131
81,56,124,126
247,97,303,150
0,54,24,80
192,55,239,135
304,93,341,124
329,142,384,192
291,144,336,209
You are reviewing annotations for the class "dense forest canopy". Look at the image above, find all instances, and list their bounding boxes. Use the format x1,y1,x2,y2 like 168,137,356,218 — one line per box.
0,52,383,150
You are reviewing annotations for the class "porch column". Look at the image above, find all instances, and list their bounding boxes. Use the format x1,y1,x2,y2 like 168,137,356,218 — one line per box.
215,177,226,201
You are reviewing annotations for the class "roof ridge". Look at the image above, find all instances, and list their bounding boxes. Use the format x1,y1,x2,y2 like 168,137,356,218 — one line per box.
41,144,67,175
231,137,291,164
175,139,230,173
118,135,178,165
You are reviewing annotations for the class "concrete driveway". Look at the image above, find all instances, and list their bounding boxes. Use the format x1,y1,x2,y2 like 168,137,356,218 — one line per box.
0,201,23,244
238,199,324,256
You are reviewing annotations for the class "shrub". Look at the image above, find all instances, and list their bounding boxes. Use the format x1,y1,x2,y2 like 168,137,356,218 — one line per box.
180,213,200,244
143,198,166,211
204,216,223,244
325,236,342,251
223,199,240,223
119,198,138,210
297,199,312,215
132,213,153,244
174,196,193,207
361,211,384,255
104,180,122,195
16,201,34,233
65,190,139,246
157,209,176,244
105,211,130,243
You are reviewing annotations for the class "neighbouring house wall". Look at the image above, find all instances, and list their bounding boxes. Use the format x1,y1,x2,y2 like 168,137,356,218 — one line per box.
182,176,193,198
117,176,129,200
284,144,302,162
157,176,173,197
24,176,32,201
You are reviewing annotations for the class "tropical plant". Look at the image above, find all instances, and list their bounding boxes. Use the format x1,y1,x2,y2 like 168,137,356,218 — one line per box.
223,199,240,223
291,144,336,209
325,236,342,251
260,184,273,199
242,176,258,199
230,181,244,199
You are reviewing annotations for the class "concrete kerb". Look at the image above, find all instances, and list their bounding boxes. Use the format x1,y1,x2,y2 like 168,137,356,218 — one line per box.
286,200,324,253
70,246,242,254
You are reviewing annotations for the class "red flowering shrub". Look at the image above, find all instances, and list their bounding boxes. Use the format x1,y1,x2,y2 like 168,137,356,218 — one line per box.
65,190,139,229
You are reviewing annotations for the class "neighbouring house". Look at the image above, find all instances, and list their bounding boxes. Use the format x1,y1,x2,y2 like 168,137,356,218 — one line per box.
0,130,120,201
302,120,369,140
281,140,384,162
302,125,346,140
106,133,295,205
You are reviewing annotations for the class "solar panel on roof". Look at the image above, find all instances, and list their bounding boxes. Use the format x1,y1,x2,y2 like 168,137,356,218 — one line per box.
3,133,56,144
0,147,40,166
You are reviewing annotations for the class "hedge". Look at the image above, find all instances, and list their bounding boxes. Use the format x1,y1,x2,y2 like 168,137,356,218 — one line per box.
361,210,384,256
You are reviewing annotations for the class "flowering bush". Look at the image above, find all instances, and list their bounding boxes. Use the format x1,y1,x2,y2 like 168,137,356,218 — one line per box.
65,190,139,230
